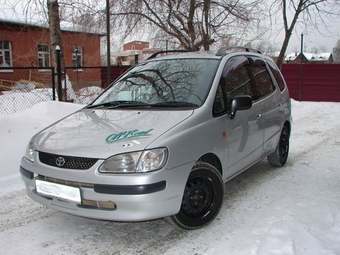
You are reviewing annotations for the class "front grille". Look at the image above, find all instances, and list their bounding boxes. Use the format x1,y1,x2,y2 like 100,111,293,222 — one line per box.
39,151,98,169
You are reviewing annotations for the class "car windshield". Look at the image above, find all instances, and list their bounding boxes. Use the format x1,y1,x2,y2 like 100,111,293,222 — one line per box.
92,58,219,108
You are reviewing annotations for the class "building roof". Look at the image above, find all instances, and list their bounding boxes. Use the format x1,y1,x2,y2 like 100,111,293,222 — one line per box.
285,52,332,62
0,12,104,35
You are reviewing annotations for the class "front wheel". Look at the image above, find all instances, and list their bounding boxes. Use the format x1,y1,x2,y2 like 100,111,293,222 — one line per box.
267,125,290,167
168,162,224,230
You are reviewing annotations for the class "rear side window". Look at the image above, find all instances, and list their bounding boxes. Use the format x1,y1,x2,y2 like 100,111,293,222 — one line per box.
249,57,275,99
266,60,286,92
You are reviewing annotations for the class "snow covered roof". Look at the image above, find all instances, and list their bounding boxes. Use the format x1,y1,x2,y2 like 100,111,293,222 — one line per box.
285,52,332,62
316,52,332,61
0,9,104,35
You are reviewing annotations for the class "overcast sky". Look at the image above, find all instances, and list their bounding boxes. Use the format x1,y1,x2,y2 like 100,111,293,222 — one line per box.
279,19,340,53
1,0,339,54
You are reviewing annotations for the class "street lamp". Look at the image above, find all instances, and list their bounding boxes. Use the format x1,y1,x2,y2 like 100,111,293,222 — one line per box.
55,45,62,101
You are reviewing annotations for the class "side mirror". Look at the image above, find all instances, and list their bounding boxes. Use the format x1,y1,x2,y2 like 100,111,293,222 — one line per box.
229,95,252,119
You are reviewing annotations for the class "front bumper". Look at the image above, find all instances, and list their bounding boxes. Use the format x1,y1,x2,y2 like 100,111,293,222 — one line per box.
20,157,192,222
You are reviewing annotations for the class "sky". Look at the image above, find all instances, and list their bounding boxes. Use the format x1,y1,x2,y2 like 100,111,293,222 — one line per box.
275,17,340,53
1,87,340,254
0,0,339,54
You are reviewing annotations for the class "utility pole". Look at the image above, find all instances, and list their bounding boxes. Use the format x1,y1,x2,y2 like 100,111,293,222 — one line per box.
106,0,111,88
299,33,304,102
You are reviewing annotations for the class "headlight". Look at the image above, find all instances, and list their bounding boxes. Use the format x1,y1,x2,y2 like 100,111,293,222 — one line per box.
136,149,168,173
99,151,141,173
98,148,168,174
24,140,36,162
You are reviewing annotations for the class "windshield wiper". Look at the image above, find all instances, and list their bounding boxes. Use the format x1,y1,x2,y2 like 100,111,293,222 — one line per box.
86,101,151,109
87,101,199,109
154,101,199,107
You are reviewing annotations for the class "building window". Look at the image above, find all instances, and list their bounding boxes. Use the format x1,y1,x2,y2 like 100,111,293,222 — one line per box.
0,40,13,67
72,46,83,67
38,44,50,67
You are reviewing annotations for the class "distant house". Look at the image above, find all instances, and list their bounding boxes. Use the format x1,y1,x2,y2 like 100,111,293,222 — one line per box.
112,41,161,66
0,18,104,88
285,52,333,64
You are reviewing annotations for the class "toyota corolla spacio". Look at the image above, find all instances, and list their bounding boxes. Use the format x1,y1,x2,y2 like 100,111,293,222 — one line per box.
20,47,291,230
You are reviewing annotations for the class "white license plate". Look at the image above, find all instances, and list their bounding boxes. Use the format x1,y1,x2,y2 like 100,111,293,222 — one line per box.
36,179,81,204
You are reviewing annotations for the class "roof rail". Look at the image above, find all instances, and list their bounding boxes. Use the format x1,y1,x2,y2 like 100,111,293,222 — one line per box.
216,46,262,56
147,50,189,60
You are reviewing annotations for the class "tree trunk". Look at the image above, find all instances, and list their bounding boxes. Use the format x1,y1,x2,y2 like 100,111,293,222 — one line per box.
276,34,290,70
47,0,66,100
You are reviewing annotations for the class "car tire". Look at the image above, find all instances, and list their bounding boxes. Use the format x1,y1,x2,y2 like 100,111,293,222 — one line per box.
267,125,289,167
167,162,224,230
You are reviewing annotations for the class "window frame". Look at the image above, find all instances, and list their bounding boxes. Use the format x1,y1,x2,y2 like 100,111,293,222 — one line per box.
0,40,13,68
37,44,50,68
72,46,83,68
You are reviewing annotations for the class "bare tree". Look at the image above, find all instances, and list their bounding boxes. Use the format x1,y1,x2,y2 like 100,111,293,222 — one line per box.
254,41,280,56
333,39,340,62
108,0,264,51
336,39,340,48
273,0,340,69
47,0,65,73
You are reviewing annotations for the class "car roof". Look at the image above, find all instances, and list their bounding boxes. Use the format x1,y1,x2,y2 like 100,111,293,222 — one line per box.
146,46,264,62
146,51,221,61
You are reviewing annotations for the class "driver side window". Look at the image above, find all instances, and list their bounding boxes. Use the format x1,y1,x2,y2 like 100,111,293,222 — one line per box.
213,56,254,116
224,65,253,101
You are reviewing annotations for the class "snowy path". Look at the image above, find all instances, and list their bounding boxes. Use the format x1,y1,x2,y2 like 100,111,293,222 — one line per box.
1,100,340,254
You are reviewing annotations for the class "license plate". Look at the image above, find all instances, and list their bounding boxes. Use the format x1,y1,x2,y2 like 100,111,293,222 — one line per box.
36,179,81,204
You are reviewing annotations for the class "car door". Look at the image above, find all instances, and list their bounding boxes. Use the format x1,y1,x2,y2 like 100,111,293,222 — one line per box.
215,56,264,176
248,56,282,155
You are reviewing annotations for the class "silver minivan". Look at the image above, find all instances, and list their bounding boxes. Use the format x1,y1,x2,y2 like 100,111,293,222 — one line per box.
20,47,291,230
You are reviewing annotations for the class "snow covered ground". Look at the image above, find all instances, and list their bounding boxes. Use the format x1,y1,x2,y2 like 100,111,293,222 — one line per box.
1,97,340,254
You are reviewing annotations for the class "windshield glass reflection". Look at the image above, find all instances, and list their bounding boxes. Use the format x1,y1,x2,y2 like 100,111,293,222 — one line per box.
93,58,219,108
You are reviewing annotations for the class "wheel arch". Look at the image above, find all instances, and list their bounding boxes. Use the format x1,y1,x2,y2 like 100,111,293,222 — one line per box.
197,153,223,176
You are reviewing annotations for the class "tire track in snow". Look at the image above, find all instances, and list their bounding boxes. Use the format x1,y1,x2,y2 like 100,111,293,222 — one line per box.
0,189,57,232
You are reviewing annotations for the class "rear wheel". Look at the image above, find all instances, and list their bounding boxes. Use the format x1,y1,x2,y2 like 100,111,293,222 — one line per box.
267,125,290,167
168,162,224,230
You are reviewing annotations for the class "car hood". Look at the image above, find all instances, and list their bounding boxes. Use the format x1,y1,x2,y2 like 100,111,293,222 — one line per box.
33,108,193,159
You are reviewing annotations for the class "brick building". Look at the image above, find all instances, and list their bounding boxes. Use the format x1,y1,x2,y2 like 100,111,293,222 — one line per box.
0,18,104,88
123,41,150,51
113,41,161,66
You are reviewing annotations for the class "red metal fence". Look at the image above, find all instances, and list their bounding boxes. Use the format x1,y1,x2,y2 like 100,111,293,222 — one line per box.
281,64,340,102
101,66,131,89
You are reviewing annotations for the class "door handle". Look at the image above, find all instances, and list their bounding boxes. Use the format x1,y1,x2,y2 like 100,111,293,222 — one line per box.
257,113,262,119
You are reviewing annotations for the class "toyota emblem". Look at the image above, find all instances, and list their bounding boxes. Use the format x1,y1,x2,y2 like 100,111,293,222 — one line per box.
56,157,66,167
